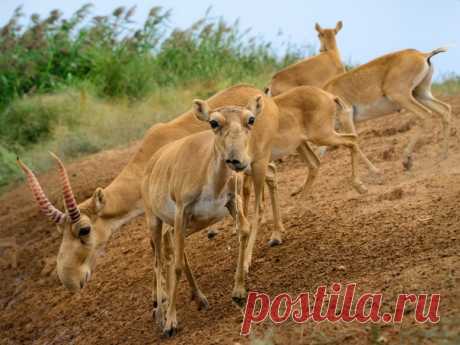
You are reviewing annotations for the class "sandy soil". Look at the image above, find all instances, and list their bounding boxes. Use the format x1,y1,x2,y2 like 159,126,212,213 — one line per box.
1,95,459,345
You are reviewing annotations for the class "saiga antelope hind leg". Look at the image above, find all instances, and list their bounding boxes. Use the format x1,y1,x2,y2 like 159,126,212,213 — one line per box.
150,227,208,313
414,92,451,161
164,230,209,311
243,159,268,273
316,132,371,194
336,105,380,175
265,162,285,247
148,215,166,327
386,91,433,170
163,205,187,337
291,141,320,197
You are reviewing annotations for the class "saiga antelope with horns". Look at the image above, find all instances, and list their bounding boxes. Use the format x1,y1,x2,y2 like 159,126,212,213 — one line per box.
320,47,451,173
268,21,345,96
17,154,92,289
142,97,264,336
18,84,283,295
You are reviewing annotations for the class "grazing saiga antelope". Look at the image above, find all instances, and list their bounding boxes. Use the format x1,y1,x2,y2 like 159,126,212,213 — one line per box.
18,84,283,294
321,47,451,172
142,97,263,336
268,21,345,96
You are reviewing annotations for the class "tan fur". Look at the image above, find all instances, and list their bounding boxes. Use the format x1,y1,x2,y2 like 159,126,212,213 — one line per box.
323,48,451,170
142,98,267,336
243,86,378,254
52,84,282,291
273,86,378,192
269,21,345,96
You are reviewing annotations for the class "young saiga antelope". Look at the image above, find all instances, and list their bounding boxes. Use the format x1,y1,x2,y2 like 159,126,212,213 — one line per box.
268,21,345,96
242,86,378,269
141,97,263,336
323,48,451,171
272,86,378,196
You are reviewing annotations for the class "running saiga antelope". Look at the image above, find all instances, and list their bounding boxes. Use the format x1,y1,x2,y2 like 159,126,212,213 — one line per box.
321,47,451,172
18,84,283,294
242,85,378,268
142,97,263,336
268,21,345,96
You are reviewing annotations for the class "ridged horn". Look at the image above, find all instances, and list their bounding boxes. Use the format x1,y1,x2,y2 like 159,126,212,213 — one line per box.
17,158,67,224
49,152,81,224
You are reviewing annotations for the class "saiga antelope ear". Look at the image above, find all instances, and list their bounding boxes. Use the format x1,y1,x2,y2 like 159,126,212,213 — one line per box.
247,95,264,116
335,21,343,33
92,187,106,214
315,23,323,33
193,99,211,122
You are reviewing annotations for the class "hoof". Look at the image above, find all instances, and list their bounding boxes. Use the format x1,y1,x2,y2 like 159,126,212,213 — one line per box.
402,156,413,171
163,326,178,338
370,167,382,177
232,295,247,307
191,291,209,311
232,287,248,306
268,238,282,247
207,229,219,239
353,182,368,194
197,297,209,311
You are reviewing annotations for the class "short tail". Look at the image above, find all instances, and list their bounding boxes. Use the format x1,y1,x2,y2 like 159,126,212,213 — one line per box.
425,47,448,65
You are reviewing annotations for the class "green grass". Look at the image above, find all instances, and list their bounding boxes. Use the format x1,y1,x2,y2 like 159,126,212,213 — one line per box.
0,73,277,192
433,74,460,96
0,4,300,110
0,4,301,191
1,4,458,192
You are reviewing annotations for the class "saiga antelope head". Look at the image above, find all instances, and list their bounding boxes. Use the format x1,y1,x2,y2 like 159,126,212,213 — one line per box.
18,154,109,292
193,95,264,172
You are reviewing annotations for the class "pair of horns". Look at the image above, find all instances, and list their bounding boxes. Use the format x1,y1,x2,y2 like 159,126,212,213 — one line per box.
17,153,80,225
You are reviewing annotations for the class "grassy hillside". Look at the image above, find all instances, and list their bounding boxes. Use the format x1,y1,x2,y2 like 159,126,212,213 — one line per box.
0,4,301,190
0,4,458,191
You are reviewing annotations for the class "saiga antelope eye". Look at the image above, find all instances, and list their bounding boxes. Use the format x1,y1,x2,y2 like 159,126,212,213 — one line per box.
209,120,219,129
247,116,256,126
79,226,91,237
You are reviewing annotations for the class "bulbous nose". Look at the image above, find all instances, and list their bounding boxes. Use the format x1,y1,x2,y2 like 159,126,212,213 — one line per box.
226,159,241,165
57,267,91,292
225,159,247,172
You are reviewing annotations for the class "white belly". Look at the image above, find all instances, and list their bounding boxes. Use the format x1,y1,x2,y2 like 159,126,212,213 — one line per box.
191,193,230,223
158,189,231,231
271,133,304,161
271,145,297,161
354,97,401,122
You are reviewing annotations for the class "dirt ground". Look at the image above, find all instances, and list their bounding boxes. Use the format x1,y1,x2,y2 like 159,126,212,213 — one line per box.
1,95,459,345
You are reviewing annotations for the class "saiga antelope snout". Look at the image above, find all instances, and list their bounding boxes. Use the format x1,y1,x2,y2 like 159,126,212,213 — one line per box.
195,101,255,173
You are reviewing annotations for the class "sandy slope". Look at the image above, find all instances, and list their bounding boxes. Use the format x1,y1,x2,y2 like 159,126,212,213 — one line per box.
0,95,459,345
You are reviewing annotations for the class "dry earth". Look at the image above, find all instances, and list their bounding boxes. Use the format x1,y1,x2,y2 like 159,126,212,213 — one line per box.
1,95,459,345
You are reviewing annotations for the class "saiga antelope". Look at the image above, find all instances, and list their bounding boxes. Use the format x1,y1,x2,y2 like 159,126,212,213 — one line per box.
321,48,451,172
18,84,283,293
142,97,263,336
242,86,377,268
268,21,345,96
